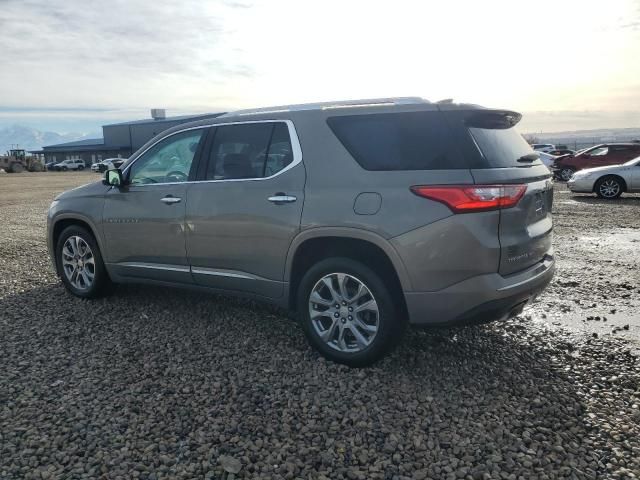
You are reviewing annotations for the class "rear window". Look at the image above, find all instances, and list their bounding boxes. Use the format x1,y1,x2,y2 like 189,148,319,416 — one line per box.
327,111,465,170
466,112,540,168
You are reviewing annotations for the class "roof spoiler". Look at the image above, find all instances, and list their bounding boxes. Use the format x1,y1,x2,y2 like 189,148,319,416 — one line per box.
465,110,522,129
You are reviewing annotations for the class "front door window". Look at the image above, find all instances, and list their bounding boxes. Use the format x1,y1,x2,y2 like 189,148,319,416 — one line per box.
129,129,204,185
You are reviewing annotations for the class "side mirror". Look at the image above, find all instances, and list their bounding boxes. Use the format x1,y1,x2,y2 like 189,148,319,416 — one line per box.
103,168,124,187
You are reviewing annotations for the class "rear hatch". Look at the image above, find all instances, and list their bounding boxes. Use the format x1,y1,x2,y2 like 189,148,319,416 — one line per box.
443,108,554,275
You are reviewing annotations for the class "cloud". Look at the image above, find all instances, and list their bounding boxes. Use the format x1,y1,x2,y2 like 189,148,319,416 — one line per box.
619,21,640,30
0,0,253,108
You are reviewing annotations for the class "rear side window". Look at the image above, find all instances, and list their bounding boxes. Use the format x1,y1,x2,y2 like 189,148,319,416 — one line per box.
206,122,293,180
466,112,540,168
327,111,464,170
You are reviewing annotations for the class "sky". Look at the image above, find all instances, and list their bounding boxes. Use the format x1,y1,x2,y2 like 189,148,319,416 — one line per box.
0,0,639,134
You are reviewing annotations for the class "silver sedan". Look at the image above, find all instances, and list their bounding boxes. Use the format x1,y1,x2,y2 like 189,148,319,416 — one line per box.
567,156,640,199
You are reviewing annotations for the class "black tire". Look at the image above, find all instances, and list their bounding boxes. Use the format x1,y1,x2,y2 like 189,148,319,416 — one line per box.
77,165,84,171
595,176,623,199
559,167,575,182
9,162,24,173
62,166,68,171
297,257,405,367
55,225,111,298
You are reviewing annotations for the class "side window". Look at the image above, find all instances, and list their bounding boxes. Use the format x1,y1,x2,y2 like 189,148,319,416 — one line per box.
327,111,461,170
589,147,609,157
206,122,293,180
264,123,293,177
610,146,630,154
129,129,204,185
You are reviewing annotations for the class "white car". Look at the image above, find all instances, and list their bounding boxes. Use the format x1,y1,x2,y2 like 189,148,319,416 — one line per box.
91,158,125,172
531,143,556,153
536,151,557,167
53,159,86,171
567,156,640,199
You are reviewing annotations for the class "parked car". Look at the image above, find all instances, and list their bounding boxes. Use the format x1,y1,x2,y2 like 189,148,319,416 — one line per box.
551,143,640,181
531,143,556,153
44,161,58,171
53,159,86,171
567,155,640,199
536,151,557,168
47,98,555,366
91,158,125,173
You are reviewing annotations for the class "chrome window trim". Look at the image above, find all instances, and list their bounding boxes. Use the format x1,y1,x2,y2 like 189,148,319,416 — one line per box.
122,119,303,186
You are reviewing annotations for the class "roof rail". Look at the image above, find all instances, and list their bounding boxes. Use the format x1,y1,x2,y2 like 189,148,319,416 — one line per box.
222,97,430,117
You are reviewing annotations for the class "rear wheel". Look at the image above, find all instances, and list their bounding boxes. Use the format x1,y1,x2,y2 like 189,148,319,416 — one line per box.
77,165,84,171
61,166,68,171
55,225,111,298
297,257,404,367
559,167,575,182
595,176,623,199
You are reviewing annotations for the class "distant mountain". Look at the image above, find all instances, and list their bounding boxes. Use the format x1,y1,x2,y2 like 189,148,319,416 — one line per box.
523,127,640,150
0,125,102,154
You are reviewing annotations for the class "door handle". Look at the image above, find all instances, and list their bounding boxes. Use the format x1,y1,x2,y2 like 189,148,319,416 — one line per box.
268,193,297,204
161,196,182,205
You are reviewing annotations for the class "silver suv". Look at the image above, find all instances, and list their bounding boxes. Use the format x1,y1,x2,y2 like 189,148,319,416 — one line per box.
47,98,555,366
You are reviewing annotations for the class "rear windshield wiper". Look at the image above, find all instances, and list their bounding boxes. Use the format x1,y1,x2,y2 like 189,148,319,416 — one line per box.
517,153,540,163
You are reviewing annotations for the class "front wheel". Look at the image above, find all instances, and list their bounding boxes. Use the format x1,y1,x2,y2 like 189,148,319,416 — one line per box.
55,225,111,298
9,162,24,173
77,165,84,171
61,166,68,171
559,167,575,182
297,257,405,367
595,176,623,199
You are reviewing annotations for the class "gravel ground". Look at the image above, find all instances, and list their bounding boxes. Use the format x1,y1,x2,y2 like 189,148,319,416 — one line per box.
1,172,639,480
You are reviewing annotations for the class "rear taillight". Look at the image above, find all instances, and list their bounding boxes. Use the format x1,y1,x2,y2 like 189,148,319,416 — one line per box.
410,184,527,213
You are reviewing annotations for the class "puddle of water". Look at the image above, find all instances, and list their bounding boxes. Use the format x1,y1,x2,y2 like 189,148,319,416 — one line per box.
556,200,598,207
524,301,640,346
578,229,640,252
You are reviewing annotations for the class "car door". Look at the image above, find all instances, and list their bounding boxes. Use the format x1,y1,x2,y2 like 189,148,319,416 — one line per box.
102,127,206,283
631,159,640,190
185,120,305,298
609,145,638,165
583,146,609,168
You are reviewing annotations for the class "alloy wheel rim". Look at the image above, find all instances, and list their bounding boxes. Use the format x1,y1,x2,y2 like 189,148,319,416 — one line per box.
561,169,573,181
61,236,95,290
599,179,620,198
308,273,379,353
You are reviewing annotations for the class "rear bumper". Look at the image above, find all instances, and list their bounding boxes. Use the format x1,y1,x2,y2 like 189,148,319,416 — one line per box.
404,255,555,326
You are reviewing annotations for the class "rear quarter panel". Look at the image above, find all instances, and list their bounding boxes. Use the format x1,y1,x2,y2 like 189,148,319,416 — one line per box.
293,107,499,292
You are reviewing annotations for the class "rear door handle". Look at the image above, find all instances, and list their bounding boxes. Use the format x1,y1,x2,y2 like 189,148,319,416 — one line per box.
268,194,297,204
161,196,182,205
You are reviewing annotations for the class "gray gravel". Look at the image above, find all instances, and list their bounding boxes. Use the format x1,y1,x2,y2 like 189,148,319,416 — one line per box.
1,173,639,480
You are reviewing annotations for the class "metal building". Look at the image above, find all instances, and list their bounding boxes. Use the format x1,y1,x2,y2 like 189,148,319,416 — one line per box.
31,109,225,165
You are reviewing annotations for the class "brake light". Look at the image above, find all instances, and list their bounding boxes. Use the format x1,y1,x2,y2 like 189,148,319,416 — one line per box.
410,184,527,213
